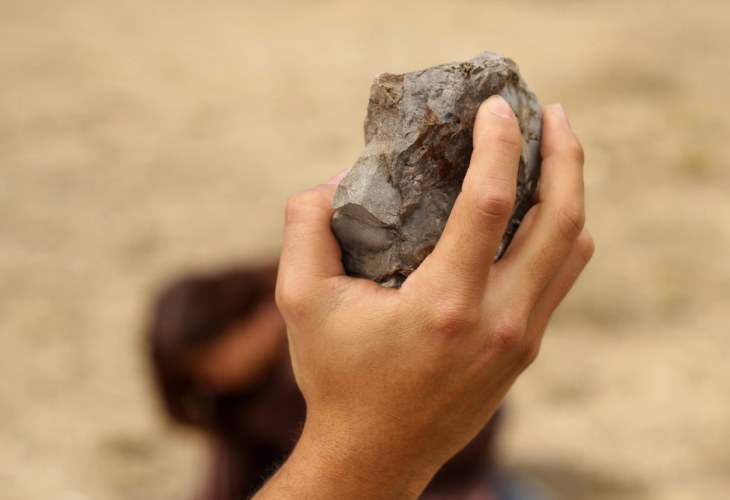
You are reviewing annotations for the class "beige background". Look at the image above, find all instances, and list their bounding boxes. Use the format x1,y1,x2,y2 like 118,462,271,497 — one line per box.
1,0,729,499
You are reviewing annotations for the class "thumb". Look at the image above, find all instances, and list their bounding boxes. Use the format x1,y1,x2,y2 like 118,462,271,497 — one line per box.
277,183,345,306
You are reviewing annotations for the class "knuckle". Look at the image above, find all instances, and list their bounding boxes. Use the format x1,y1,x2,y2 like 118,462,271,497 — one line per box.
491,118,523,149
566,141,585,166
575,229,595,265
556,201,585,243
275,280,309,322
520,338,541,367
469,186,515,223
284,193,307,222
495,127,523,152
285,190,326,222
430,300,479,336
475,119,522,152
487,316,526,354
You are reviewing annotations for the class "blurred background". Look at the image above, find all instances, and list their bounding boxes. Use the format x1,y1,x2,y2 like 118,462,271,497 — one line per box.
1,0,729,499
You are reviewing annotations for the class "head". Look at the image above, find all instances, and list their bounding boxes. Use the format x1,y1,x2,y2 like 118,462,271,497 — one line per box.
147,265,286,429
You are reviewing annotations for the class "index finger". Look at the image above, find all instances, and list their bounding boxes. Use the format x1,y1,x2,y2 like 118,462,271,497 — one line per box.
415,95,523,298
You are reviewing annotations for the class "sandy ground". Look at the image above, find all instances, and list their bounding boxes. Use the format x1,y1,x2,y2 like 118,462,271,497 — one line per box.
1,0,729,499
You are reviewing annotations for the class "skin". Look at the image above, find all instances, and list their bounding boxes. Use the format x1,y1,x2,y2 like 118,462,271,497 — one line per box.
183,294,498,500
253,95,593,500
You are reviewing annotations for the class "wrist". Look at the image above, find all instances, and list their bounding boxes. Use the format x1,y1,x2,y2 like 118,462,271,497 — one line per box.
255,418,442,500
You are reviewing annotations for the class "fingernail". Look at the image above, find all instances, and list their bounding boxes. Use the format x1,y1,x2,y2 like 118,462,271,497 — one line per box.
326,169,350,185
552,103,571,129
486,95,515,120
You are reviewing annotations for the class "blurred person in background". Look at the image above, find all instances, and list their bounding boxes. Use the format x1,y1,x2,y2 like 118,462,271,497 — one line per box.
146,264,550,500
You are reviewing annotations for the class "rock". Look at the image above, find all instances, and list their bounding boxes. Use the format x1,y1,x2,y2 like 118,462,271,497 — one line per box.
331,52,542,287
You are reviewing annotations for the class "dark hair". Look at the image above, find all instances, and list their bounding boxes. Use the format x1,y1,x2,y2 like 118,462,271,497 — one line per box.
146,265,279,428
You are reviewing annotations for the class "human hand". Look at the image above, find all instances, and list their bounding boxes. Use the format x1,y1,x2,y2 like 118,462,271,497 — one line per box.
255,96,593,500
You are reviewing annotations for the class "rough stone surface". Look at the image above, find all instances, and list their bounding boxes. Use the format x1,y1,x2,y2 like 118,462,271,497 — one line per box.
332,52,542,287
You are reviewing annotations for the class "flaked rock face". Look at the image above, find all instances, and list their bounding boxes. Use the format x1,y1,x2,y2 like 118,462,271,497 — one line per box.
332,52,542,287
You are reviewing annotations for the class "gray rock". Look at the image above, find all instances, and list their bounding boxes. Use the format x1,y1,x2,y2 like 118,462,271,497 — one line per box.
332,52,542,287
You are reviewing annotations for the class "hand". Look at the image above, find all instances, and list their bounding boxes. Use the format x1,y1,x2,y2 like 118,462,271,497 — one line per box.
255,96,593,500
